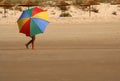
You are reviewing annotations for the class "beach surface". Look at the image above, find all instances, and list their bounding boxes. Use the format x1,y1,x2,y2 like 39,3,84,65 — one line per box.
0,21,120,81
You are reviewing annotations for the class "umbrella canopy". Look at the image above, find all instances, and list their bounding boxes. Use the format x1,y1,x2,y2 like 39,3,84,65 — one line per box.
17,7,50,36
0,0,14,16
18,0,39,9
111,0,120,5
56,0,70,7
86,0,100,5
0,0,14,7
80,0,100,16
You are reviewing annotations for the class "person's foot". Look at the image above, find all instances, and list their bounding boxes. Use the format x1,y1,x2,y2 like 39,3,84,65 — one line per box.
32,48,35,50
25,44,29,49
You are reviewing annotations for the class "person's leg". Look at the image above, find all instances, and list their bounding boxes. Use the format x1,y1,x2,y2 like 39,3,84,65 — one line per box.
26,37,33,49
32,36,35,50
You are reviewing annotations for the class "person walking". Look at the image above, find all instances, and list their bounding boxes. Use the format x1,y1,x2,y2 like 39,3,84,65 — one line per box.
25,36,36,50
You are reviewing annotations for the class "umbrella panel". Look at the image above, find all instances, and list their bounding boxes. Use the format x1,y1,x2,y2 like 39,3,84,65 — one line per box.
18,11,30,20
32,18,49,32
33,12,49,21
26,8,34,17
32,7,44,16
17,18,29,30
20,19,30,36
30,19,42,36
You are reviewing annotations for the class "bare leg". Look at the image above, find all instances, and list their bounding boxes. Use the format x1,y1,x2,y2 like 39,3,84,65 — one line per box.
32,36,35,50
26,39,32,49
26,36,35,49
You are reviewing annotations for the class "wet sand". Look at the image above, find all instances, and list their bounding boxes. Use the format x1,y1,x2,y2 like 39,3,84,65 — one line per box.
0,22,120,81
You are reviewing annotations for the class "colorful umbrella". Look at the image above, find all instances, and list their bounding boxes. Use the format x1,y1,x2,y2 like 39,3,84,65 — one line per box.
17,7,50,36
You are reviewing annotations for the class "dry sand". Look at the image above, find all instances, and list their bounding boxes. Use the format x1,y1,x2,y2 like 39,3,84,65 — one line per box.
0,21,120,81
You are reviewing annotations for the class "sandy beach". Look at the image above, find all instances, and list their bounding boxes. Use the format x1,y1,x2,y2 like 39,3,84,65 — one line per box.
0,21,120,81
0,2,120,81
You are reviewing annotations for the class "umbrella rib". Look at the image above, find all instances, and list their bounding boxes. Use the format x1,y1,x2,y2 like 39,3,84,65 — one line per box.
33,18,49,22
32,18,49,32
31,19,43,33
